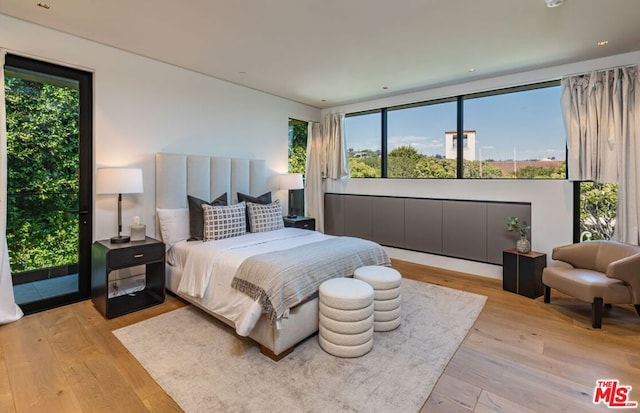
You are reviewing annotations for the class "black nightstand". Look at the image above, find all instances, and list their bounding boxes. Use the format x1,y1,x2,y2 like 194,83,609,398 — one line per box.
502,249,547,298
91,236,166,318
283,216,316,231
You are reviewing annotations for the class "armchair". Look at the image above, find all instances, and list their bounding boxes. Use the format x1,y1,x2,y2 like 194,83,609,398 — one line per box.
542,240,640,328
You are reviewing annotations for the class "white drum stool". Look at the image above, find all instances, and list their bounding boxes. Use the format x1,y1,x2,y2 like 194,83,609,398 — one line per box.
354,266,402,331
318,277,374,358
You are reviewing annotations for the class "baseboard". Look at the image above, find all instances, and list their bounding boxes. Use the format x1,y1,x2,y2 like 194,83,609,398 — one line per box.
384,246,502,280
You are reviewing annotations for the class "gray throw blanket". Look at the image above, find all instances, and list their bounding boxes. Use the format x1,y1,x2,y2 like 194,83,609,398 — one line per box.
231,237,391,324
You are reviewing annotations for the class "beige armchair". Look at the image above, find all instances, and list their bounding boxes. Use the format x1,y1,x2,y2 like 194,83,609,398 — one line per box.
542,240,640,328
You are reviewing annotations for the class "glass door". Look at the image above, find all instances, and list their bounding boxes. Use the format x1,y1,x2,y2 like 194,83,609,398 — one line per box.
4,54,92,314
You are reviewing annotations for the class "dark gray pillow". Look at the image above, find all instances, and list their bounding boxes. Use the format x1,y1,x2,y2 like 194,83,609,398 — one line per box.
237,192,272,231
187,193,227,240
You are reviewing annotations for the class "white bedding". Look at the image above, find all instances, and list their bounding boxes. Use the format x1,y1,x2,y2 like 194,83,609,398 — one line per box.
172,228,332,336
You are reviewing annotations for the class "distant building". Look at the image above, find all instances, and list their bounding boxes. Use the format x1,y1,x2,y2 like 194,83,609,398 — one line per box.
445,130,476,161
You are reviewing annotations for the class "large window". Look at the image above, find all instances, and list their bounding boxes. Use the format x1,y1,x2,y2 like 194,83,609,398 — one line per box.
345,82,566,179
464,85,565,178
386,100,457,178
288,118,307,216
344,111,382,177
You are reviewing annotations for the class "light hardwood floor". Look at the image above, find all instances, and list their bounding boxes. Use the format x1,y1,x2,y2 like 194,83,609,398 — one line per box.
1,259,639,412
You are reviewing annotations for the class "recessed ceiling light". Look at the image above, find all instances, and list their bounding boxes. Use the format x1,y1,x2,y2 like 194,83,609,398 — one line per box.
36,2,51,9
382,86,389,90
597,40,609,46
321,99,326,102
545,0,564,8
468,68,476,73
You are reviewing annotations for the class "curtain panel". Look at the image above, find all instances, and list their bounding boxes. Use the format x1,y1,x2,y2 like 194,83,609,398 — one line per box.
304,113,349,233
0,49,24,324
561,66,639,244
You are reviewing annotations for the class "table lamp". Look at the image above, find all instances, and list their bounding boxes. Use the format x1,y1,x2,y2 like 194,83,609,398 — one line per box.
96,167,143,243
280,173,304,218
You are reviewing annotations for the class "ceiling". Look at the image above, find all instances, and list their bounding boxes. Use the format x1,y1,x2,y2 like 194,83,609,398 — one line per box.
2,0,640,109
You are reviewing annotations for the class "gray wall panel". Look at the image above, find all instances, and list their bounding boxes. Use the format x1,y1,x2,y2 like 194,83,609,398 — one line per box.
324,193,344,236
486,203,532,264
442,201,487,262
323,193,531,266
372,197,405,247
404,198,442,254
344,195,373,240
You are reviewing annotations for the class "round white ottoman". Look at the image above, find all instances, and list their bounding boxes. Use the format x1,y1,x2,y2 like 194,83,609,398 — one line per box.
353,266,402,331
318,277,374,357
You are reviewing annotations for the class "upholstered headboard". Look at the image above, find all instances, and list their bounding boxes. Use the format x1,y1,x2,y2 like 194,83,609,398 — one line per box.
155,153,268,236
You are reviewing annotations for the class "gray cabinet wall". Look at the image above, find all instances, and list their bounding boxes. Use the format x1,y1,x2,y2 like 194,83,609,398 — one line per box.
324,193,531,265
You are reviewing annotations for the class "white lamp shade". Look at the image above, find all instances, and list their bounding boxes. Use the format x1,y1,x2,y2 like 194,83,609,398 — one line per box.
96,168,143,194
279,173,304,190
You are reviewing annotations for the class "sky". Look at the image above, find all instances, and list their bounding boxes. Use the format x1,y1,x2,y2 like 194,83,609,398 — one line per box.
344,85,566,161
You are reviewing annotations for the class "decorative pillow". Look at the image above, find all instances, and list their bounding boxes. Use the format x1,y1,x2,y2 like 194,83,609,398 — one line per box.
247,201,284,233
156,208,190,248
187,193,227,240
237,191,272,231
237,191,272,205
202,202,247,241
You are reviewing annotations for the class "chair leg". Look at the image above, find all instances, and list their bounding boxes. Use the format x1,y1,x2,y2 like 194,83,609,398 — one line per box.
544,286,551,303
592,297,604,329
635,304,640,317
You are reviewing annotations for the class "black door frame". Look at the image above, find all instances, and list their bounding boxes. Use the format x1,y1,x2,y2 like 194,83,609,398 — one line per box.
4,53,93,313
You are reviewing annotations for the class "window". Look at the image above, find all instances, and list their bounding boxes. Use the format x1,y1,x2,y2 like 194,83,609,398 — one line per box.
344,82,566,179
288,118,307,216
577,181,617,241
464,84,565,178
386,100,456,178
345,111,382,177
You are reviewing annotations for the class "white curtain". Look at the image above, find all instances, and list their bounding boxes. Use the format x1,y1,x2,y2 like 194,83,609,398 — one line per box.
0,49,24,324
305,122,324,231
323,113,349,180
561,66,640,244
304,113,349,233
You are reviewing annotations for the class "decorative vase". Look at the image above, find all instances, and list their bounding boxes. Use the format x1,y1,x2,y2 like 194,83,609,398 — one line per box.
516,236,531,254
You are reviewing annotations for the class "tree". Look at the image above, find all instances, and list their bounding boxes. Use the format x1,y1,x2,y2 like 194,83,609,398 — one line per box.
288,120,307,175
5,76,80,273
580,182,617,240
463,160,504,178
388,146,423,178
414,157,457,178
349,158,379,178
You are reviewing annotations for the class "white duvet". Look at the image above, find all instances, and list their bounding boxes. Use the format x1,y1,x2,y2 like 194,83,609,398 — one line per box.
173,228,332,336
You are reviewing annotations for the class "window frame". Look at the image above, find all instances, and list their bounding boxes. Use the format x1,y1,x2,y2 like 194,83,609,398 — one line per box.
345,80,565,180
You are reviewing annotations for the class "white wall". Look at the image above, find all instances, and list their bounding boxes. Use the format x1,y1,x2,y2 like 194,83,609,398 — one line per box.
322,51,640,279
0,14,320,241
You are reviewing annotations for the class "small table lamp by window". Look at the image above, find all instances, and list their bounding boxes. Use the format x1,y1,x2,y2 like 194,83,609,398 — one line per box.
280,173,304,218
96,168,143,244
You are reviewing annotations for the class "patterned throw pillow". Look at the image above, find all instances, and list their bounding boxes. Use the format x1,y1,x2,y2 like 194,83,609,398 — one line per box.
187,193,228,240
202,202,247,241
247,201,284,233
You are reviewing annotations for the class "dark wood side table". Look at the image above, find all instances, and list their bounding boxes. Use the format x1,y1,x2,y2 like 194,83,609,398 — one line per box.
502,249,547,298
283,216,316,231
92,236,166,318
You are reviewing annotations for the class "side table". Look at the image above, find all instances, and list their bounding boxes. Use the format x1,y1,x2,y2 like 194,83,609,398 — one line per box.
502,249,547,298
92,236,166,318
283,216,316,231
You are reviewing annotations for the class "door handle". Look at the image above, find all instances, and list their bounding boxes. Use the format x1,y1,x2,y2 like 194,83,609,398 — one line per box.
69,210,89,215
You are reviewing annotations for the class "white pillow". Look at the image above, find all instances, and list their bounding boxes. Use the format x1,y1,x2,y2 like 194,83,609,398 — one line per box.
203,202,247,241
247,201,284,233
156,208,190,247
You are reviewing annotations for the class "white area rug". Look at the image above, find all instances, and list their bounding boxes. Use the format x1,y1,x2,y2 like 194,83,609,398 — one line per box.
114,279,486,413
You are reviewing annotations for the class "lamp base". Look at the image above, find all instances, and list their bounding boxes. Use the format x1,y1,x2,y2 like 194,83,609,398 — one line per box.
110,235,130,244
286,214,298,219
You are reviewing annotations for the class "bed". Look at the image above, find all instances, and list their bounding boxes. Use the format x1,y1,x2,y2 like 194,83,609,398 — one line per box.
155,153,390,359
